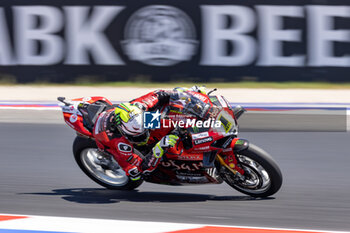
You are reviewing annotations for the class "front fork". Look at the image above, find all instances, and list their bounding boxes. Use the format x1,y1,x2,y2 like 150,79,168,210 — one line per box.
216,138,249,178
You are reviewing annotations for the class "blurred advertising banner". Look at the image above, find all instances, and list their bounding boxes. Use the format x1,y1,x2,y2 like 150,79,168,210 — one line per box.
0,1,349,82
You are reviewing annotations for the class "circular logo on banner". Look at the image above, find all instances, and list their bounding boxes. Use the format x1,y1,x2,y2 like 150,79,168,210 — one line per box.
123,5,198,66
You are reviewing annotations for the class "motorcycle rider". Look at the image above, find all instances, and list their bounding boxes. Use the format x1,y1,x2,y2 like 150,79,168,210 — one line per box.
93,86,206,181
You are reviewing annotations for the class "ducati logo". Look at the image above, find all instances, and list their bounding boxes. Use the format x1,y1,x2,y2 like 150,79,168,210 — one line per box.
118,143,132,152
122,5,198,66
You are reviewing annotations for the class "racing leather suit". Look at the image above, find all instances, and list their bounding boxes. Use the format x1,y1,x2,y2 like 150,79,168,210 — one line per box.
92,90,171,180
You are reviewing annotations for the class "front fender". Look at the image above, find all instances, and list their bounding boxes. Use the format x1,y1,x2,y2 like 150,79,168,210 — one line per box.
231,138,249,152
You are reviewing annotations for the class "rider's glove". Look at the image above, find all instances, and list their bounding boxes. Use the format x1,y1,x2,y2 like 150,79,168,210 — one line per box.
155,91,171,105
152,135,179,158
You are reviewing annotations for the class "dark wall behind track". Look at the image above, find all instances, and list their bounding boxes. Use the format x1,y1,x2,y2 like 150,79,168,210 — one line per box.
0,0,350,83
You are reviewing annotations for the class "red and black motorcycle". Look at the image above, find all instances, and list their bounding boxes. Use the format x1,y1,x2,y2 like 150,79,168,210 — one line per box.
58,90,282,197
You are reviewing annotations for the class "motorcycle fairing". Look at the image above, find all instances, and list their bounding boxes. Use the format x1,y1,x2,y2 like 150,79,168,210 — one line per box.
145,159,222,185
59,96,113,137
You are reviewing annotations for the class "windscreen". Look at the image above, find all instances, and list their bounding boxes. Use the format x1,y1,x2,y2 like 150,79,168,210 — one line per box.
168,90,210,119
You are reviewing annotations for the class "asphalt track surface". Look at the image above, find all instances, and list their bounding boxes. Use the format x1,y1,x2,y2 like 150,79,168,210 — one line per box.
1,123,350,232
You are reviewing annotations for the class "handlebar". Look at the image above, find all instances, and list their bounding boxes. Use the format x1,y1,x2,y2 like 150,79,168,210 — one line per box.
57,97,71,106
233,105,247,119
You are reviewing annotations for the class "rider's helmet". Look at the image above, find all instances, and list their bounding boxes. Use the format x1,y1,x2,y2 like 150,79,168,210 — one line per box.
114,103,149,144
173,86,207,95
190,85,207,95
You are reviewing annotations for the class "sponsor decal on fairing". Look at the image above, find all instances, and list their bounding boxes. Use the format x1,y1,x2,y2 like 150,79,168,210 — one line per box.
161,160,203,171
69,114,78,123
177,154,202,160
222,137,233,149
191,132,209,140
118,143,132,152
194,137,213,145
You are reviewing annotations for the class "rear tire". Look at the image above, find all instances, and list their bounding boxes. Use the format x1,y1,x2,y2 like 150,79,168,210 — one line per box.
221,144,282,197
73,136,143,190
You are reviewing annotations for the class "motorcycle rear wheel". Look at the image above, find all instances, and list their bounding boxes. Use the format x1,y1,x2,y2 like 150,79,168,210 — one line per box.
73,136,143,190
221,144,282,198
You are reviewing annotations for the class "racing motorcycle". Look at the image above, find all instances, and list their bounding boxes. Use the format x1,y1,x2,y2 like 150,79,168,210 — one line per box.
58,90,282,197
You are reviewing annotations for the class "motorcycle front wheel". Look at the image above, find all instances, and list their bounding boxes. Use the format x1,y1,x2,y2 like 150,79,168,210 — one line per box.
220,144,282,198
73,136,143,190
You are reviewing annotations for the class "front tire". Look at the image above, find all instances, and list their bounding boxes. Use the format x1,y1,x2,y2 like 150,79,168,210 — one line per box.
221,144,282,197
73,136,143,190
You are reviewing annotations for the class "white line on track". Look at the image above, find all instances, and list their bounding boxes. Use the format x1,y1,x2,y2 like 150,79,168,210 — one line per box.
0,107,60,110
0,213,349,233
